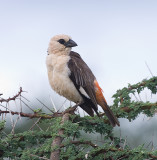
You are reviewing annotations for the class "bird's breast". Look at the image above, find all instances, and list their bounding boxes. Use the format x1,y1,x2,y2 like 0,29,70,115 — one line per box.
46,54,83,103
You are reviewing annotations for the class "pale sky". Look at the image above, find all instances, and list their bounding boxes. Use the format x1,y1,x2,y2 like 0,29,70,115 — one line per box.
1,0,157,147
0,0,157,104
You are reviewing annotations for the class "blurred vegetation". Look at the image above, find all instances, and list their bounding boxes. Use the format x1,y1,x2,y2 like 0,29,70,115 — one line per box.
0,77,157,159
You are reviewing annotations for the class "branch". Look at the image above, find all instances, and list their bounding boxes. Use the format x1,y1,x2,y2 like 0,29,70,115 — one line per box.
99,102,157,118
0,87,23,103
0,110,53,119
60,141,157,159
0,106,78,119
149,154,157,159
50,113,70,160
121,102,157,113
117,77,157,98
30,154,50,160
60,140,97,148
89,147,157,159
112,77,157,108
50,106,77,160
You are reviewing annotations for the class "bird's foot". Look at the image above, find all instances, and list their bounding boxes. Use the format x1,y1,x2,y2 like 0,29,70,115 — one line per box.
72,102,83,110
64,102,83,114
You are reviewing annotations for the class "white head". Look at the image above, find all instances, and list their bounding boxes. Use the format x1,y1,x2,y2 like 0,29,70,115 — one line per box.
48,34,77,56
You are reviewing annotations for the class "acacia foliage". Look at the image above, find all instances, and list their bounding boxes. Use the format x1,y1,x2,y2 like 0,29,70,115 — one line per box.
0,77,157,160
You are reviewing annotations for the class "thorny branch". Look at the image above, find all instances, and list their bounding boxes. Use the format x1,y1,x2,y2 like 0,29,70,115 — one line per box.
59,140,157,159
50,106,77,160
60,140,97,148
0,110,56,119
89,148,157,159
99,102,157,118
121,102,157,113
50,113,69,160
0,106,78,119
0,87,23,103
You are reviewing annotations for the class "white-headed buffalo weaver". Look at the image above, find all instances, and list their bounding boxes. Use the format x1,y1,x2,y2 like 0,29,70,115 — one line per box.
46,34,120,127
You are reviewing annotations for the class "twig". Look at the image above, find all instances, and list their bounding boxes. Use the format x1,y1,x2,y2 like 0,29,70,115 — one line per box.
138,93,142,101
151,130,154,151
149,154,157,159
21,95,30,102
30,154,50,160
29,117,42,130
36,98,54,113
20,99,34,112
120,102,157,113
117,155,129,160
99,102,157,117
0,110,54,119
132,93,139,101
145,61,154,77
50,96,57,112
11,115,20,134
0,87,23,103
7,103,14,134
0,104,8,110
0,106,77,120
14,100,21,119
60,140,97,148
19,94,23,113
57,99,67,112
123,136,127,149
35,123,43,131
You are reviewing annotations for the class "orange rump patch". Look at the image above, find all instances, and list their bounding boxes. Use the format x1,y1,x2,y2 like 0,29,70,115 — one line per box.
94,80,107,105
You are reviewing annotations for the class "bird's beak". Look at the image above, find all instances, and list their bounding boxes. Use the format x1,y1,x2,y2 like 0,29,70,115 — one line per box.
64,39,78,48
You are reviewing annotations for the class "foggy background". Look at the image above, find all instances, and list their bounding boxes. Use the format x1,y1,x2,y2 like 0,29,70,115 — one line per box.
0,0,157,149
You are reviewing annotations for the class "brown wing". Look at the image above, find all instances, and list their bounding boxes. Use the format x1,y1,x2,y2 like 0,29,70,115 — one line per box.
68,51,98,115
68,52,120,126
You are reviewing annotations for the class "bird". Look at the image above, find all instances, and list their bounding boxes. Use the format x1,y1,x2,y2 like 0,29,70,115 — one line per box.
46,34,120,127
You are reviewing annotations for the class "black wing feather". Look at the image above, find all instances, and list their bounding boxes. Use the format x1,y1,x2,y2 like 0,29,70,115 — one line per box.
68,51,98,116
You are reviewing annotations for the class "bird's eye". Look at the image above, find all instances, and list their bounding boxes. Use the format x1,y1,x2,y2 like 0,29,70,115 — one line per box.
58,39,65,44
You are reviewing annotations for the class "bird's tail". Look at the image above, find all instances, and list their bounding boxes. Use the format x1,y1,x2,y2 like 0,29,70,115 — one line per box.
102,103,120,127
94,80,120,127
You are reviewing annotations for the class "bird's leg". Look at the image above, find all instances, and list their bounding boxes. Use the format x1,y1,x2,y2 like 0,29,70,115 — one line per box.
72,101,84,110
64,101,84,114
